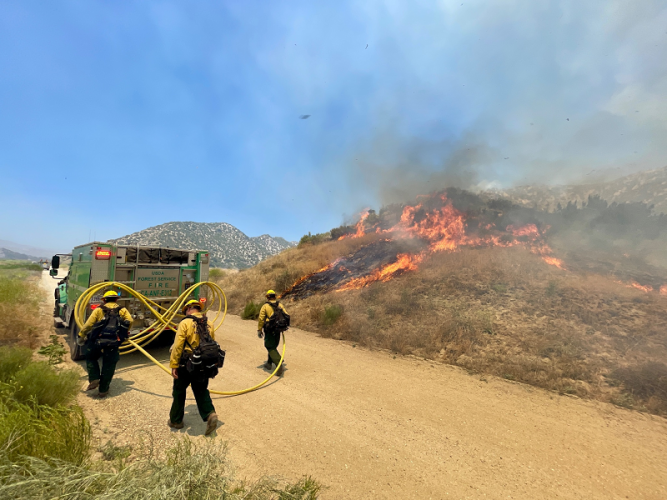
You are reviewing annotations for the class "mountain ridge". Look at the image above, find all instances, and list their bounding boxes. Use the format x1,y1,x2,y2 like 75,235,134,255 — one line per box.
484,166,667,213
0,248,42,261
108,221,296,268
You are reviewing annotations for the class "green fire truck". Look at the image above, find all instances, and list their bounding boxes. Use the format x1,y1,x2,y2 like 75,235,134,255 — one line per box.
50,242,210,360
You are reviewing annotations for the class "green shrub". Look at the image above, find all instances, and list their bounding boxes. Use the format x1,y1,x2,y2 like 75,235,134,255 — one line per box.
13,362,80,407
0,346,32,383
208,268,225,280
37,335,68,365
241,301,262,320
330,225,354,240
0,400,90,465
322,304,343,326
298,231,331,247
0,437,321,500
275,269,301,294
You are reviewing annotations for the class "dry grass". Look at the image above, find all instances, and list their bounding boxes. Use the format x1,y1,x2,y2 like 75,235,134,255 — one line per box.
216,233,383,311
0,268,45,348
218,241,667,415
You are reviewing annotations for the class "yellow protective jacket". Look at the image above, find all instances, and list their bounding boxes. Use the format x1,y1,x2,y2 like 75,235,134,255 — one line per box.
80,302,133,338
257,301,288,331
170,312,215,369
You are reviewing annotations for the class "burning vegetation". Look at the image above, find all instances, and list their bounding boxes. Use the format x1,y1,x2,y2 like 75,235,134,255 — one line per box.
285,191,566,299
217,188,667,416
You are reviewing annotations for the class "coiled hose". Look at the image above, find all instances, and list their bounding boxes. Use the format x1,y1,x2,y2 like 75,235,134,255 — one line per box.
74,281,285,396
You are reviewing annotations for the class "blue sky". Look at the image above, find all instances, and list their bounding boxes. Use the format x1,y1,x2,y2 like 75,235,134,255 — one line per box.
1,1,666,252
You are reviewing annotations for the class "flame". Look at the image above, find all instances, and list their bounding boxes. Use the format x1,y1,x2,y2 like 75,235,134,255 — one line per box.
339,209,370,240
507,224,540,238
541,256,566,269
332,194,567,291
281,259,342,297
614,280,661,294
630,282,653,293
337,253,424,291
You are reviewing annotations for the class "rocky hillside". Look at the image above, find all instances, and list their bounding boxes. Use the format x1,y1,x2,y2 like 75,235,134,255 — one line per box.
109,222,296,268
486,166,667,213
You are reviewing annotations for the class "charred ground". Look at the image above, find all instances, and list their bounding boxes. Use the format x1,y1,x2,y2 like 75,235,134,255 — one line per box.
217,189,667,415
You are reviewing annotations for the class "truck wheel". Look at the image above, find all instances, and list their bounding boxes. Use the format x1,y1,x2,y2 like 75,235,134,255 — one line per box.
69,320,85,361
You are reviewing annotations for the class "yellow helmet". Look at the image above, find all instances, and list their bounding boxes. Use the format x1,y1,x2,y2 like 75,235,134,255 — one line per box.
266,289,276,296
182,299,202,314
102,291,119,300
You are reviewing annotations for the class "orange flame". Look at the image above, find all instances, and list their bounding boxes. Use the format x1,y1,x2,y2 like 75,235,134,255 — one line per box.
339,209,370,240
337,253,424,291
332,195,568,291
660,285,667,296
630,282,653,293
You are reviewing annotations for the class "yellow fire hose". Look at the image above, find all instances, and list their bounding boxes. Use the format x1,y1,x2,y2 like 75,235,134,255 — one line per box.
74,281,285,396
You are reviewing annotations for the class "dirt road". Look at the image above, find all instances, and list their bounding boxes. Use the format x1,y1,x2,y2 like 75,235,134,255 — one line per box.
40,272,667,499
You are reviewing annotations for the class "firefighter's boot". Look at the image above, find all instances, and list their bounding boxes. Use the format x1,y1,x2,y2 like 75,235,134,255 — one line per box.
205,412,218,436
85,380,100,391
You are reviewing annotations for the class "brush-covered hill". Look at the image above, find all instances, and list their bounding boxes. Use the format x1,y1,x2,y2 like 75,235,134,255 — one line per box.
214,188,667,416
0,248,41,261
486,165,667,214
109,222,295,268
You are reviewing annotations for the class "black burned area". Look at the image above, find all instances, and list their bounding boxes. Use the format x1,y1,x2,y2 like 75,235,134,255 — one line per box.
282,239,424,300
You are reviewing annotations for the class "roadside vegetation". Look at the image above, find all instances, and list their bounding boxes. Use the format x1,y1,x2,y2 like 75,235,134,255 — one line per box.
0,260,322,499
219,238,667,416
0,260,45,348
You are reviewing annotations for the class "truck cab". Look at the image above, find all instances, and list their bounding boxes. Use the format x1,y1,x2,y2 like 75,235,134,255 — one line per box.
50,242,210,360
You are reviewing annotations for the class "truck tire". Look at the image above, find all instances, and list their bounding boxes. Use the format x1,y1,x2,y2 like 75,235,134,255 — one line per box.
69,320,85,361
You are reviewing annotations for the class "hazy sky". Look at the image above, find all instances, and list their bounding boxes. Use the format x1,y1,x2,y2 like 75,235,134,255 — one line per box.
1,1,666,252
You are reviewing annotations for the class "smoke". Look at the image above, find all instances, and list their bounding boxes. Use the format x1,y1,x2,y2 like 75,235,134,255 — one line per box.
317,0,667,209
344,131,493,205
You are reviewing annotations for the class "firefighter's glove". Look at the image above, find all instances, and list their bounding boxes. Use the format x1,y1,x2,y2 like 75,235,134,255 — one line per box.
257,330,264,339
76,335,87,346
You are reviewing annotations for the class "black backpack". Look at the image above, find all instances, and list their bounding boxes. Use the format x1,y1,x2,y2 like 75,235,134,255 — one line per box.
264,301,290,335
90,305,131,349
183,315,226,379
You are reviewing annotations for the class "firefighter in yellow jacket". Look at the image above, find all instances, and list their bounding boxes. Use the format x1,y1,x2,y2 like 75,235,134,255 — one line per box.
257,290,288,376
168,299,218,436
77,290,133,398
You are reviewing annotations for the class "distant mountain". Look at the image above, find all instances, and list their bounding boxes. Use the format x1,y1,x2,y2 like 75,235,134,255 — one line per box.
109,222,296,268
0,248,41,261
485,166,667,213
0,239,55,258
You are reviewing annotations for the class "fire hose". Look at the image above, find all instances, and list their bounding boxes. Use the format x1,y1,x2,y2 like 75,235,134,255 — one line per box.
73,281,285,396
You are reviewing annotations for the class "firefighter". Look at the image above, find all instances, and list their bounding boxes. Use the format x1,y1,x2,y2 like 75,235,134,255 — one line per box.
77,290,132,398
257,290,289,376
168,299,218,436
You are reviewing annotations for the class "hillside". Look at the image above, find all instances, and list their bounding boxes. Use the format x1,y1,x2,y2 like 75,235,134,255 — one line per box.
0,247,41,261
0,239,57,258
216,188,667,416
486,165,667,213
109,221,295,268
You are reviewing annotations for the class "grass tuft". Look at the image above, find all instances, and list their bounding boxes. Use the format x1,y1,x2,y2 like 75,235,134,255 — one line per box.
322,305,343,326
0,346,32,382
0,436,321,500
241,301,262,320
13,361,80,407
37,335,68,365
